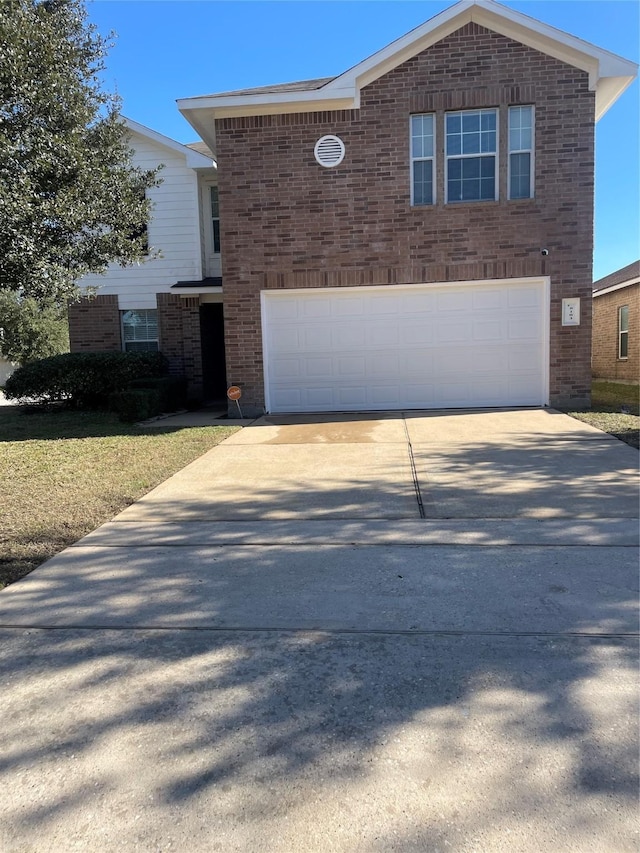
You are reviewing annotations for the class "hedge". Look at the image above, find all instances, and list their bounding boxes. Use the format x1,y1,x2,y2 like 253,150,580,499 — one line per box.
4,351,169,408
109,388,162,422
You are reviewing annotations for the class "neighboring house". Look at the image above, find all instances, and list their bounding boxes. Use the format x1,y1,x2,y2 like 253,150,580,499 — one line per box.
592,261,639,383
72,0,637,414
0,358,18,387
68,117,227,401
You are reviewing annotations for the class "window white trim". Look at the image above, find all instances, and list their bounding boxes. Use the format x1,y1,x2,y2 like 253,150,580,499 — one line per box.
445,108,498,204
121,309,159,353
410,113,436,206
508,105,535,200
618,304,629,359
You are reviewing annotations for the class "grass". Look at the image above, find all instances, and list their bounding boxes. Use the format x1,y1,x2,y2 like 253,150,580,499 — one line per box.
566,380,639,449
0,407,238,589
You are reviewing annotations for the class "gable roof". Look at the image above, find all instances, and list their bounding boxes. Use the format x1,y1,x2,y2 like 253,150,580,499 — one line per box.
593,260,640,297
178,0,637,146
185,140,216,159
122,116,216,169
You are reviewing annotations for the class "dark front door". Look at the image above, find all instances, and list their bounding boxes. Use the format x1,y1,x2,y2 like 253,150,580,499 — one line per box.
199,303,227,402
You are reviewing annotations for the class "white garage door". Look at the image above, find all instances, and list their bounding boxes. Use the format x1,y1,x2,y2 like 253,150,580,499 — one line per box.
262,278,549,413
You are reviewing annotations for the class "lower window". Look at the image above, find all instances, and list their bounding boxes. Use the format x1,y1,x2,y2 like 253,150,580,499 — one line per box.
121,309,158,352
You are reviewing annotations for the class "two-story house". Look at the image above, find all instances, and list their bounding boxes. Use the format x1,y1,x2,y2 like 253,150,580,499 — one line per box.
70,0,637,415
68,117,227,401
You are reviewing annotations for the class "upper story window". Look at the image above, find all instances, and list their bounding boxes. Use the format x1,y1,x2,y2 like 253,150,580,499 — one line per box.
121,309,158,353
618,305,629,359
210,186,220,253
445,109,497,203
410,114,435,205
509,106,534,199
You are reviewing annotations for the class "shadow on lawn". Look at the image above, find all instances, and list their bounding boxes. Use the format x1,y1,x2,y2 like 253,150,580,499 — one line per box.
0,405,225,442
0,431,638,849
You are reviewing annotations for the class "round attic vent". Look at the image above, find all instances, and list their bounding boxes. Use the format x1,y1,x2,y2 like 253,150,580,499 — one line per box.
314,135,345,168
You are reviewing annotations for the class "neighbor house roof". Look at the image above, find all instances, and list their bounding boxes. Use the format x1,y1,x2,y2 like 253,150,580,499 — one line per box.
178,0,637,149
123,117,216,169
593,261,640,297
185,140,216,159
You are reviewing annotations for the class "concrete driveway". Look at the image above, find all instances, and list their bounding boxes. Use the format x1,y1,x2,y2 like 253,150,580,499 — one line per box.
0,408,637,852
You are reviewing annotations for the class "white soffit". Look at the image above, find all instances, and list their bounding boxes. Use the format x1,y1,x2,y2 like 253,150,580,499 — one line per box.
177,0,637,134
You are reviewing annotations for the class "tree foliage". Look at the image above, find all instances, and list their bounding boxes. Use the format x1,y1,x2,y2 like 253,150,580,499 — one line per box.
0,0,160,301
0,290,69,363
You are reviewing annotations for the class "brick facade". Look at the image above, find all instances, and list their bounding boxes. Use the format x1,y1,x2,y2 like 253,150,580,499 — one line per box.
157,293,204,400
592,282,639,382
68,295,121,352
216,23,595,413
69,292,206,401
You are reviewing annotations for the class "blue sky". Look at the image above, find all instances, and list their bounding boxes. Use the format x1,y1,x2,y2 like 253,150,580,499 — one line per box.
87,1,639,280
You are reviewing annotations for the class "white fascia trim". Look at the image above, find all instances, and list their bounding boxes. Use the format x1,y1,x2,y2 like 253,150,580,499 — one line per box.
177,0,636,128
593,277,640,298
122,116,216,169
178,92,356,119
327,0,636,118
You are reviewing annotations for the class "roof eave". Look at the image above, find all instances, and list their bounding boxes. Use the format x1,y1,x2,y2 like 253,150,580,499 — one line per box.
122,116,216,169
177,0,637,140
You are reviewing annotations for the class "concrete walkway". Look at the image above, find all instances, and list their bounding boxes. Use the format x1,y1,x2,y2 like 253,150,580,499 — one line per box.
0,408,638,852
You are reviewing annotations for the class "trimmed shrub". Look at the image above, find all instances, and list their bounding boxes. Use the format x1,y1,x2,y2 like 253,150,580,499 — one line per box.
109,388,162,422
4,351,168,407
127,376,188,413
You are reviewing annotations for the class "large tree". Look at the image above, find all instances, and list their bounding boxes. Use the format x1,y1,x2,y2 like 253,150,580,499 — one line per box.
0,0,160,302
0,290,69,363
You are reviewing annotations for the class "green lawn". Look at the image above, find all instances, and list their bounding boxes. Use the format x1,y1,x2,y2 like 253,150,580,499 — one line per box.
567,381,639,449
0,407,238,588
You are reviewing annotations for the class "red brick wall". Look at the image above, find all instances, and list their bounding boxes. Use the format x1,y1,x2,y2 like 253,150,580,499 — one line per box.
68,295,121,352
592,283,639,382
157,293,204,400
216,22,595,412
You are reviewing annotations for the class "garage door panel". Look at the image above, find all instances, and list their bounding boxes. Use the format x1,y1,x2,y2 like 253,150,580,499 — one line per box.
436,320,472,343
508,287,541,308
405,292,437,314
337,386,367,406
263,280,547,412
269,299,300,320
303,327,333,350
306,388,334,408
367,295,400,315
405,383,436,405
368,354,400,379
370,386,401,406
333,325,366,348
473,320,505,341
270,327,300,350
404,322,435,344
509,317,541,339
473,289,505,310
333,297,364,317
437,291,471,311
302,299,331,319
272,358,302,379
365,322,400,346
337,356,366,377
306,357,334,377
